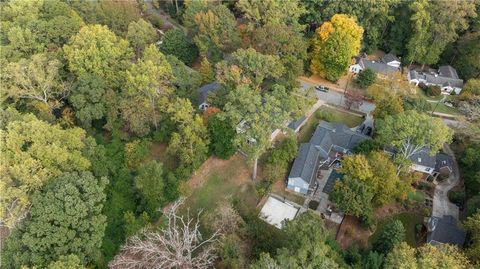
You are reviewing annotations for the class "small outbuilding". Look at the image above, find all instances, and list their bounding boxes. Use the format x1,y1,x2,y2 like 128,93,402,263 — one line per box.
259,196,300,229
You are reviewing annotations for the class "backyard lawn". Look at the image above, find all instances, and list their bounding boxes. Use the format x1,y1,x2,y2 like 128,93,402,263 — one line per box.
298,106,364,143
369,212,424,247
183,154,260,215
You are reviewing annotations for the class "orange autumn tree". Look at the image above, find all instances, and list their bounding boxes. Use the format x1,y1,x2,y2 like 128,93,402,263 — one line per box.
310,14,363,81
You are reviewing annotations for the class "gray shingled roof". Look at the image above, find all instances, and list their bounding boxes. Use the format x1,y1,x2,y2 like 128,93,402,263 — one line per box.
409,66,464,89
197,82,220,105
435,153,453,171
323,169,343,194
358,58,399,74
288,116,306,130
289,121,370,186
382,53,400,64
438,65,459,79
427,215,466,247
408,149,437,168
289,143,319,185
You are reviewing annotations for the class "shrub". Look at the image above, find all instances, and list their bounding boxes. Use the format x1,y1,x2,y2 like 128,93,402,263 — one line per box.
124,139,152,169
373,220,405,254
448,190,466,204
426,85,442,96
356,68,376,89
159,28,198,65
315,110,334,122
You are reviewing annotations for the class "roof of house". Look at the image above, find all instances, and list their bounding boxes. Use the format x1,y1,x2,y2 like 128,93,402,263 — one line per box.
197,82,220,105
427,215,466,247
409,149,437,168
409,66,464,89
288,121,370,185
438,65,460,79
323,169,344,194
382,53,400,63
357,58,399,74
289,143,320,185
288,116,306,130
435,153,453,171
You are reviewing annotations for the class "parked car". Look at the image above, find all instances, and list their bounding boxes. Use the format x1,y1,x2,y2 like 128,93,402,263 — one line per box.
364,126,373,136
315,85,329,92
356,124,365,133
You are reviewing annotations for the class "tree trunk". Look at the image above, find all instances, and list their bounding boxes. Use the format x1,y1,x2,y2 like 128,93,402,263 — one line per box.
175,0,179,14
252,157,258,181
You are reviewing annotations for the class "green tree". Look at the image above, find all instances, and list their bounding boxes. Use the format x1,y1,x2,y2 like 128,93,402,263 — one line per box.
167,100,210,171
356,68,377,88
120,45,173,136
330,177,374,223
464,211,480,264
310,14,363,81
383,1,413,56
237,0,305,29
462,79,480,96
159,28,198,65
1,172,107,268
63,24,133,88
2,53,66,112
166,55,202,100
460,143,480,197
373,220,406,254
385,242,471,269
46,255,85,269
0,112,93,229
69,74,106,128
453,32,480,80
123,211,151,238
407,0,476,67
199,57,215,84
207,113,236,159
251,211,342,268
372,93,404,120
402,95,432,113
216,48,285,90
135,161,165,214
126,19,158,57
192,4,241,62
376,110,453,163
95,0,141,36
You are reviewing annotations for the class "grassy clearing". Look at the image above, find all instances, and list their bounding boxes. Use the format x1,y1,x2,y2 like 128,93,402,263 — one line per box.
369,212,424,247
431,102,460,115
297,106,364,143
183,155,260,215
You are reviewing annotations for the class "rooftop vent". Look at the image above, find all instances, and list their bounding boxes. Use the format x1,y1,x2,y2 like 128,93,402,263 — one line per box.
418,158,422,163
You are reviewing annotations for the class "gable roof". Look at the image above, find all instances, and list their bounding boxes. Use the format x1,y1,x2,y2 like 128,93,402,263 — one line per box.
357,58,399,74
409,149,437,168
427,215,466,247
288,121,370,185
435,153,453,171
288,116,306,131
382,53,400,63
409,66,464,89
289,143,320,185
438,65,459,79
197,82,220,105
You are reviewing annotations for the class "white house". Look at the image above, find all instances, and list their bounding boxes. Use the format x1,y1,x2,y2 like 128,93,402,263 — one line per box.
349,53,401,77
408,65,463,95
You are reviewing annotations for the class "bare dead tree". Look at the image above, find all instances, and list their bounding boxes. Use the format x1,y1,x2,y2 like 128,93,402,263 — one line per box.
109,199,220,269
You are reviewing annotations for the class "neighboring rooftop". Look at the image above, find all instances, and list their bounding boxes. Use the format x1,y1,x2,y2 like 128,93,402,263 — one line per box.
288,116,306,131
356,58,399,74
323,169,343,194
289,143,320,189
409,150,437,169
382,53,400,64
197,82,220,105
409,65,464,89
427,215,466,247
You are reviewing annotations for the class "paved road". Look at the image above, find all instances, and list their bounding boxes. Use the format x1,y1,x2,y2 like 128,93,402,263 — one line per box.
432,145,460,220
299,79,375,130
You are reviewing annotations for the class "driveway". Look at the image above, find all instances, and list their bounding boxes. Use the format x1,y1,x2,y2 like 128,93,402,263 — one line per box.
432,145,460,220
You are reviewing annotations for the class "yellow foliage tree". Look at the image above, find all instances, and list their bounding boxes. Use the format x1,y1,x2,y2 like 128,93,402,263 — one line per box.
310,14,363,82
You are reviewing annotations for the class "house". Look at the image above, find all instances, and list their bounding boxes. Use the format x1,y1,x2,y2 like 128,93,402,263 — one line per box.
426,215,466,247
287,121,370,194
408,65,463,95
408,150,453,180
349,53,401,77
197,82,220,110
